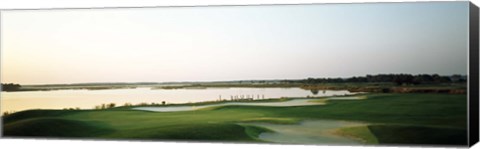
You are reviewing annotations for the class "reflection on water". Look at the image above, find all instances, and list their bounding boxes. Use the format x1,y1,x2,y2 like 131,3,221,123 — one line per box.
1,87,353,113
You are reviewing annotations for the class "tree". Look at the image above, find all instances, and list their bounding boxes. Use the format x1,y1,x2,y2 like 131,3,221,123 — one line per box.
297,74,456,85
107,103,116,108
310,89,319,95
1,83,21,91
393,74,414,85
450,74,466,83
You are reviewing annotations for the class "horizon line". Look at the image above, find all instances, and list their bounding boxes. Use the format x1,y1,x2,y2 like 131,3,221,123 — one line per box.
1,73,467,86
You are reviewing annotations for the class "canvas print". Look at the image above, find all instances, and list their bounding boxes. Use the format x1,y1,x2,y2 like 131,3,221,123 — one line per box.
0,1,476,147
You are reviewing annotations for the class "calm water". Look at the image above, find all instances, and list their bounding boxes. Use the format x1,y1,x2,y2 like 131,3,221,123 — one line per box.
1,87,353,114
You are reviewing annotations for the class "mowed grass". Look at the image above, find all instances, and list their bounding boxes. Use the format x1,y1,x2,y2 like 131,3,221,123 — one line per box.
367,125,467,145
335,126,379,144
3,118,113,138
270,93,467,127
2,93,467,145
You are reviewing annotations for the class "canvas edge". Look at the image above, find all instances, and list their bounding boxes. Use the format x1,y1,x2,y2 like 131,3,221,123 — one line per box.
0,1,476,148
469,1,480,147
0,10,4,138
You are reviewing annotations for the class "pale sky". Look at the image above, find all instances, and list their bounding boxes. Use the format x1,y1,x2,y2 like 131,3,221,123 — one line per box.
0,2,469,85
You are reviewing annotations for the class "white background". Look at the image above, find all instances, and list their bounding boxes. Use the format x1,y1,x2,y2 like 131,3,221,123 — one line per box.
0,0,478,149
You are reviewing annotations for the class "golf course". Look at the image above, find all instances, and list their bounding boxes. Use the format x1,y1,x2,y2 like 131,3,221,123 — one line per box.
2,92,468,146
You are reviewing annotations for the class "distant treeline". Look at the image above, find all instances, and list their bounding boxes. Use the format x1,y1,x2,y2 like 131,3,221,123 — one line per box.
292,74,466,85
0,74,466,92
1,83,21,91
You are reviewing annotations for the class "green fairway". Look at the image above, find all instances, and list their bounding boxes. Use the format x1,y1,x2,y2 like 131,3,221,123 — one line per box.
2,93,467,146
335,126,378,144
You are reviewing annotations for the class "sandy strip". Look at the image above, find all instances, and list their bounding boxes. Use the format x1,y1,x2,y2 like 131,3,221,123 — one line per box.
250,120,368,145
132,96,365,112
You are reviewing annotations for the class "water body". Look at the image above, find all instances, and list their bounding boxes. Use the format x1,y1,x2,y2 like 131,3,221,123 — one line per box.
1,87,353,114
248,120,368,145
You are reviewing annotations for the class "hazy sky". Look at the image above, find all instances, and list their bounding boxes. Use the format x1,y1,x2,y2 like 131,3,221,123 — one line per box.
1,2,469,85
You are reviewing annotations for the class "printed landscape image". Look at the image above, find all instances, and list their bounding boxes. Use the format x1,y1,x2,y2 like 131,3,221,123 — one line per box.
0,2,470,147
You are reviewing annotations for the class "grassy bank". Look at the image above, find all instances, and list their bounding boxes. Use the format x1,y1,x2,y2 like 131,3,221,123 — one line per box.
2,93,467,146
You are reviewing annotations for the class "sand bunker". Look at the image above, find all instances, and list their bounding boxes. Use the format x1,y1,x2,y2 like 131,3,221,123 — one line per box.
247,120,368,145
132,99,325,112
328,96,367,100
132,96,365,112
